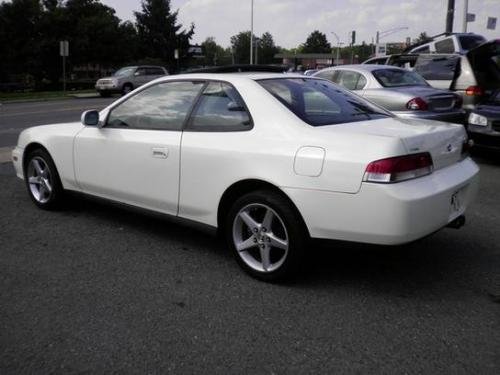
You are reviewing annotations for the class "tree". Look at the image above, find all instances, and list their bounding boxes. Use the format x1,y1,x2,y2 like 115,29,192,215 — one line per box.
258,32,280,64
414,32,430,44
134,0,194,71
0,0,44,83
301,31,331,53
201,37,228,66
230,31,254,64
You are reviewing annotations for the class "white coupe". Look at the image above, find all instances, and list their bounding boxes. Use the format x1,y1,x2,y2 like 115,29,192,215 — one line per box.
11,73,479,280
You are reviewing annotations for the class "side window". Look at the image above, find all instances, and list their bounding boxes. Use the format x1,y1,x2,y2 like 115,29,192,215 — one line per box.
331,71,341,83
135,67,147,76
356,74,367,89
413,45,430,53
315,70,335,81
338,70,365,90
435,38,455,53
414,56,459,80
188,82,252,131
106,81,203,131
147,67,165,76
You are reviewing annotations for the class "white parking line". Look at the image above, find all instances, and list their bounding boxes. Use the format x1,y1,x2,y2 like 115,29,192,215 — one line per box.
0,146,13,163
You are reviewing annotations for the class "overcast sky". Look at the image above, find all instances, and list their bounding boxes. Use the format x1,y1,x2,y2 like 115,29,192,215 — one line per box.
102,0,499,48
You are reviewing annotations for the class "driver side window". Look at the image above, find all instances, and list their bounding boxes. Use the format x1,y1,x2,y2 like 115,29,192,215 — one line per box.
106,81,203,131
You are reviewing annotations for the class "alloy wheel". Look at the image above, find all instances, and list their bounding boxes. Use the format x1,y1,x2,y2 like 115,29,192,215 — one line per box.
232,203,289,273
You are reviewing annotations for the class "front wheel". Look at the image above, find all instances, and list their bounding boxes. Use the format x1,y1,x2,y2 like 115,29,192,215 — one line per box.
226,190,307,281
24,149,64,210
121,83,133,95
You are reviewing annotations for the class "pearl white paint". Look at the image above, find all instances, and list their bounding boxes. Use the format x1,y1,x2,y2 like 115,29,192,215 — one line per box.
12,73,480,245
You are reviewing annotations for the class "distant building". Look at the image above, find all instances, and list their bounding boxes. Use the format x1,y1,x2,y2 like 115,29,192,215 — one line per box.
274,53,356,70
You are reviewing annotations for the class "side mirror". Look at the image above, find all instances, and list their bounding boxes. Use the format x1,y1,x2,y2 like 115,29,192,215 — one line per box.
81,110,100,126
227,101,245,112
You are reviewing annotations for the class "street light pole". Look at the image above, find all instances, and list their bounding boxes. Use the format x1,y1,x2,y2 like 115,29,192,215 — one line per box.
462,0,469,32
250,0,254,65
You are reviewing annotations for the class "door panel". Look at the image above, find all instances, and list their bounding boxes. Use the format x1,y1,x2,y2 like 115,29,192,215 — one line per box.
74,128,181,215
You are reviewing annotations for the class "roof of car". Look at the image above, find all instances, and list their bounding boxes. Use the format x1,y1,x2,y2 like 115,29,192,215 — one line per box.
316,64,406,73
157,72,311,82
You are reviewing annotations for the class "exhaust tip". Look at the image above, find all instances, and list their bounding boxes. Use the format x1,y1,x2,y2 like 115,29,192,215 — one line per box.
447,215,466,229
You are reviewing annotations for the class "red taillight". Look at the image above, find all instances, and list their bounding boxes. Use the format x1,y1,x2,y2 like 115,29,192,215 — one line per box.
465,86,484,96
364,153,434,183
406,97,428,111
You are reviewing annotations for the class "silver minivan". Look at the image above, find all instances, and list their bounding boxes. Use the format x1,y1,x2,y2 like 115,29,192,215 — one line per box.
95,65,168,97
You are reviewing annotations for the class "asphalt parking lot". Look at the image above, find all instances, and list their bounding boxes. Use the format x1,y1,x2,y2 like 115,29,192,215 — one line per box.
0,99,499,373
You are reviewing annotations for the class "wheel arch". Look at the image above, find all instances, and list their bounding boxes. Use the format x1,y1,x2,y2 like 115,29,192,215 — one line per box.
216,179,310,237
22,142,51,173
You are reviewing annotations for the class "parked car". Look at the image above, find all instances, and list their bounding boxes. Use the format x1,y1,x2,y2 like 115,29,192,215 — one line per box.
466,97,500,150
405,32,486,54
313,65,465,123
95,65,168,97
413,39,500,111
12,74,478,281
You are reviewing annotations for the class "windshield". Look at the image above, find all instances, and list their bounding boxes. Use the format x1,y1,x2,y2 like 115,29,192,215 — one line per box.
373,69,429,88
113,67,136,77
258,78,392,127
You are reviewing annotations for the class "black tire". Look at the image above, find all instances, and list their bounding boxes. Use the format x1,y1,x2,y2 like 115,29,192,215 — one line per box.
225,189,307,281
121,83,133,96
24,149,65,210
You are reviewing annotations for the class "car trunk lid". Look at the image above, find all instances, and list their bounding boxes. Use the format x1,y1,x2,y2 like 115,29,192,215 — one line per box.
330,117,467,170
389,86,460,111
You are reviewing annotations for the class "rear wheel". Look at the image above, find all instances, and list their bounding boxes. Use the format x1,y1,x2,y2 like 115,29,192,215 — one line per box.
24,149,64,210
226,190,307,281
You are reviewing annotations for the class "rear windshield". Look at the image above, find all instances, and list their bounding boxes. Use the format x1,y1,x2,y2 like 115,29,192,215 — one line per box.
372,69,429,87
258,78,391,127
459,35,486,51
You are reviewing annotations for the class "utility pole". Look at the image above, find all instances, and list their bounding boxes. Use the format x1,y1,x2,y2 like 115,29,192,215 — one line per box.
462,0,469,32
250,0,254,64
446,0,455,33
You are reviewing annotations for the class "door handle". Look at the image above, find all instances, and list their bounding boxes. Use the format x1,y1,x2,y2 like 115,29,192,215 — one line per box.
152,147,168,159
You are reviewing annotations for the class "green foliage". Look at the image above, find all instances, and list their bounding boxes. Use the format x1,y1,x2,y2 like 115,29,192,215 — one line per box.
230,31,280,65
301,31,331,53
134,0,194,72
0,0,195,88
230,31,253,64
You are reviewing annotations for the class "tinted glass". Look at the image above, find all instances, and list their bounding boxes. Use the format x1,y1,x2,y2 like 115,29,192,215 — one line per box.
190,82,251,131
258,78,391,127
135,68,147,76
415,56,460,80
459,35,486,51
413,46,430,53
147,67,165,75
113,67,135,77
372,69,428,87
435,38,455,53
106,81,203,130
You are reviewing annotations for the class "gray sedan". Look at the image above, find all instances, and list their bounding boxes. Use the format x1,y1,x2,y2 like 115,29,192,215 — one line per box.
313,65,465,123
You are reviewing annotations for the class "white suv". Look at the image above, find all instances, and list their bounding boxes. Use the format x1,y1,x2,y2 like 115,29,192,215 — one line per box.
408,33,486,54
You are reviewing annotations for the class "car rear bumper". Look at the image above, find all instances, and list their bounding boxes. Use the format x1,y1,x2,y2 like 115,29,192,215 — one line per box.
394,110,465,124
284,157,479,245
